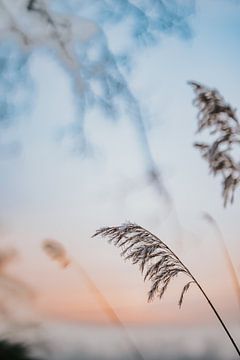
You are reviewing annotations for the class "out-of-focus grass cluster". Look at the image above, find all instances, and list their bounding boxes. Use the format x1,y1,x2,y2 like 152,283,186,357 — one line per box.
189,81,240,206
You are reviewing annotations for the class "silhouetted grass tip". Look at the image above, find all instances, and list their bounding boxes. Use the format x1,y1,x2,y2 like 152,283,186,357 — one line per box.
93,223,193,306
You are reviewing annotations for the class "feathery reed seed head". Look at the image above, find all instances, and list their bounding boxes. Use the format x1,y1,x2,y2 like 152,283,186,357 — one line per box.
0,248,18,271
42,239,70,268
94,223,193,306
189,81,240,206
94,223,240,357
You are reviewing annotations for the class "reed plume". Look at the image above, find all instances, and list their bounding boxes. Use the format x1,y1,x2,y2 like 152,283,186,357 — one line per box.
189,81,240,206
202,212,240,312
94,222,240,357
42,239,70,268
0,249,18,271
42,239,144,360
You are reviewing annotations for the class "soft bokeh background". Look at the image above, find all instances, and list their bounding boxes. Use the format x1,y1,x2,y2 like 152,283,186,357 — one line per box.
0,0,239,359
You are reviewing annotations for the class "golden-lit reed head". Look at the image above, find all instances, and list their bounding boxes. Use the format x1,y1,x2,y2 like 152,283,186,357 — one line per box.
0,248,18,272
42,239,70,268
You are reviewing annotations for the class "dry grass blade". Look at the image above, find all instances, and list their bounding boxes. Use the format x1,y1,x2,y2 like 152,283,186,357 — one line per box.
189,81,240,206
94,222,240,357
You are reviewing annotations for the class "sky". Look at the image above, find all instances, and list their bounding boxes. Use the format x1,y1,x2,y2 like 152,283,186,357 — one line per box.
0,0,240,359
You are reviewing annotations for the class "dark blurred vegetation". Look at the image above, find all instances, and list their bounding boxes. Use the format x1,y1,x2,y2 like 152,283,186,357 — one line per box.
0,339,40,360
0,338,228,360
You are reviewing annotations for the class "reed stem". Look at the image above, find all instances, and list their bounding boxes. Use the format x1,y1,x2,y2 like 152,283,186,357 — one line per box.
146,226,240,357
95,223,240,358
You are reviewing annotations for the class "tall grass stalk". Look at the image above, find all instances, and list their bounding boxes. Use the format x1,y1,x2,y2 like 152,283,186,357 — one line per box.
203,213,240,312
94,223,240,357
42,239,144,360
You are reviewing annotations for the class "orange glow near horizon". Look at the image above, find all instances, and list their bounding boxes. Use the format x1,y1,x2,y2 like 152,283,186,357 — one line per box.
5,229,239,328
32,266,239,327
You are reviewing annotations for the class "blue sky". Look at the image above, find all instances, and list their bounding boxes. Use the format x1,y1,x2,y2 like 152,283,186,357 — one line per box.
0,0,240,358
